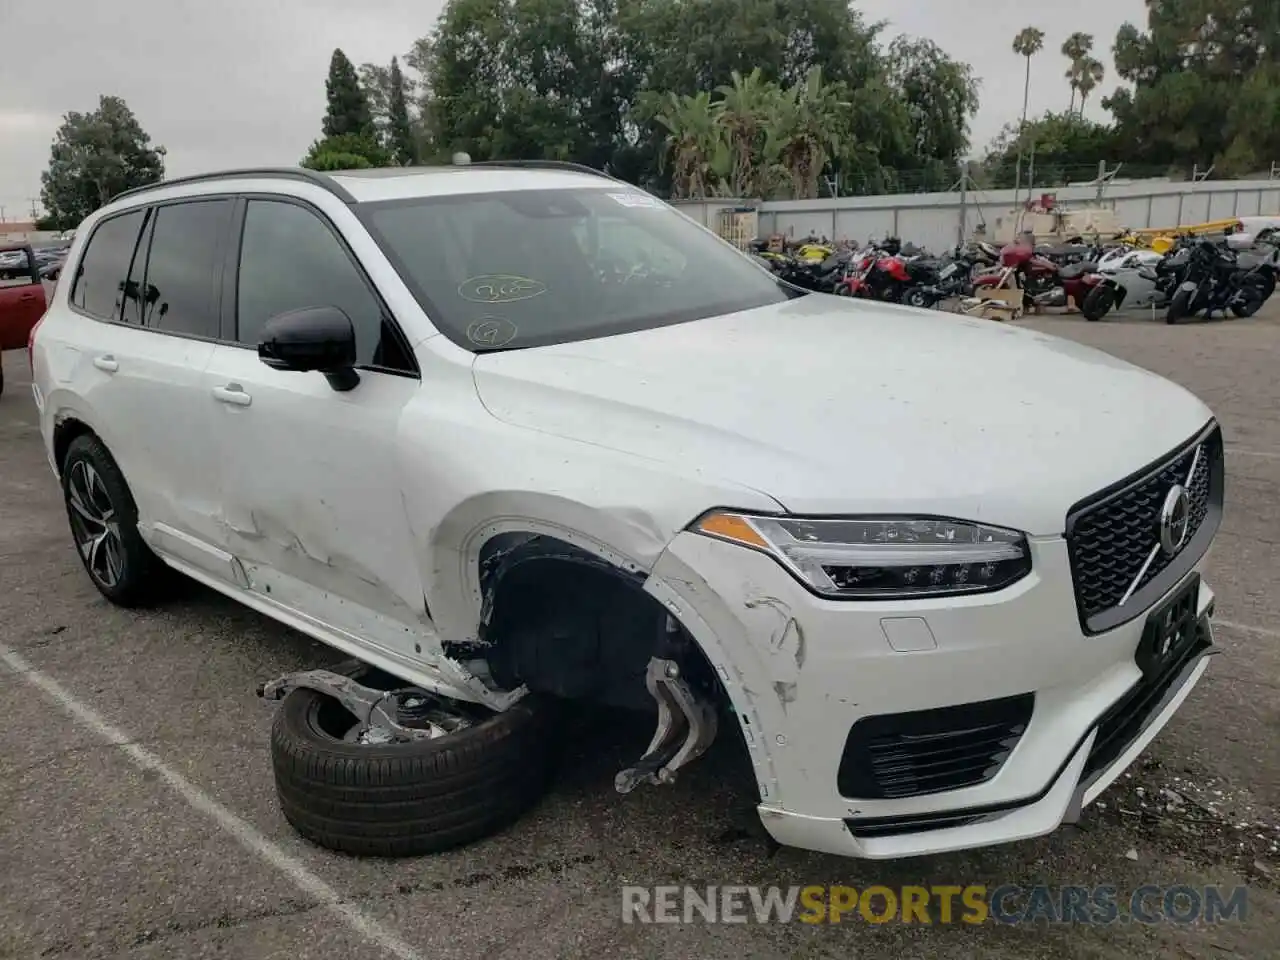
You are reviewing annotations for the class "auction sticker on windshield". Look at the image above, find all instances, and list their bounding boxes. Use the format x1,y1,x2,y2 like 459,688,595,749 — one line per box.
608,192,664,210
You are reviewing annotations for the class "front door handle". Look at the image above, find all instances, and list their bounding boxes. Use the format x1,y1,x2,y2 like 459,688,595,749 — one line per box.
93,355,119,373
212,383,252,407
18,292,37,301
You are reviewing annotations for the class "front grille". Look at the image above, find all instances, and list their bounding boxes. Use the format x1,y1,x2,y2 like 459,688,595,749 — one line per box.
836,694,1034,800
1084,613,1212,780
1066,424,1224,634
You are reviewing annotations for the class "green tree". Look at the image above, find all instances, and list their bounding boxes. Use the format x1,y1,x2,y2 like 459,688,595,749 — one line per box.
980,111,1119,188
1105,0,1278,175
323,48,373,138
765,67,851,200
615,0,899,191
386,57,418,165
300,132,388,171
39,95,165,230
358,62,392,135
713,68,775,197
1060,32,1093,113
646,90,729,198
886,37,980,175
423,0,622,168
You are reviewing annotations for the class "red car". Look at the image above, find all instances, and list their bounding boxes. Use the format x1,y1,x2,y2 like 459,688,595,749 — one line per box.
0,244,48,397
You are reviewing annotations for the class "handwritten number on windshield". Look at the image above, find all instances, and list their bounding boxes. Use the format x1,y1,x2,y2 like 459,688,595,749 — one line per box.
458,275,547,304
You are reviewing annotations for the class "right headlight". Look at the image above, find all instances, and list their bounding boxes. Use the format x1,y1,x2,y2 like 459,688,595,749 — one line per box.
692,512,1032,600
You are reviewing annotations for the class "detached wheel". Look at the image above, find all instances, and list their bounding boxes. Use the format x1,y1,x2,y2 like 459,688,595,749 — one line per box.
1082,285,1116,322
61,433,170,606
270,659,555,857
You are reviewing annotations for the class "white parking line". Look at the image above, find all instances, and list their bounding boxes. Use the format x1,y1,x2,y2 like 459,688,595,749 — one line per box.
0,642,424,960
1226,448,1280,461
1215,618,1280,641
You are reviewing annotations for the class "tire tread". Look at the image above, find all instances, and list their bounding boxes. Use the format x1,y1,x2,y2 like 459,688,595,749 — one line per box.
269,660,554,857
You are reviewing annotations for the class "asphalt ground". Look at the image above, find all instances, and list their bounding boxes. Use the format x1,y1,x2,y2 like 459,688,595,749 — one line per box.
1,304,1278,959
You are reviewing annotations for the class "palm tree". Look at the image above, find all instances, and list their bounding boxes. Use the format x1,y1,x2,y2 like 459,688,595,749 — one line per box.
764,67,850,200
714,68,775,198
1076,57,1106,116
1060,32,1093,114
1012,26,1046,193
651,91,729,199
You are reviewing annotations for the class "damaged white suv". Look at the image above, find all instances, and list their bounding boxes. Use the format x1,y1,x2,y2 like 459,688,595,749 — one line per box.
31,163,1223,859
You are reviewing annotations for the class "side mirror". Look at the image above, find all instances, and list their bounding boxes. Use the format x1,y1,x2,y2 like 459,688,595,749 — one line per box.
258,306,360,392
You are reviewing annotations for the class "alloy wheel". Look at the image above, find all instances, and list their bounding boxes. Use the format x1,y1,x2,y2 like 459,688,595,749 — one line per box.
67,460,124,588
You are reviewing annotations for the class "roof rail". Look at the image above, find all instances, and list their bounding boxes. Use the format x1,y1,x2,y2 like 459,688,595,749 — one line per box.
110,167,356,205
464,159,626,184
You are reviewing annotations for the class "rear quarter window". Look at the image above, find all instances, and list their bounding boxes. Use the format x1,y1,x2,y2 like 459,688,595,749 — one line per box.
71,210,148,321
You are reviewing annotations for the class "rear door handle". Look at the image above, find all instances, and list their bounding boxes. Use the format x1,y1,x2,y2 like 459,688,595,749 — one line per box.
212,384,252,407
18,293,37,301
93,355,119,373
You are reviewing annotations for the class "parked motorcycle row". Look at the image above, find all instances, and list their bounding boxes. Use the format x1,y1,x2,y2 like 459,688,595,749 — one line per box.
751,228,1280,323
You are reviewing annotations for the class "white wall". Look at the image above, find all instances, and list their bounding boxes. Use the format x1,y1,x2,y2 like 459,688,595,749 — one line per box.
753,178,1280,252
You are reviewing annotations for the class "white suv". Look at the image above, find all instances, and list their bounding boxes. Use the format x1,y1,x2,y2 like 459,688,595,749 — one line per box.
30,164,1224,860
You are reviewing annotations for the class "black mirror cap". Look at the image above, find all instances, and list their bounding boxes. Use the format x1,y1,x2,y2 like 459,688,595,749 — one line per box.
258,306,360,390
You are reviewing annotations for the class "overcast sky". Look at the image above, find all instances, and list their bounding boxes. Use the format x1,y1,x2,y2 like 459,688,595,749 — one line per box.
0,0,1148,220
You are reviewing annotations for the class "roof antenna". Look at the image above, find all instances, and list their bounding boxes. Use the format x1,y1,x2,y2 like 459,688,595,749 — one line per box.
452,152,471,166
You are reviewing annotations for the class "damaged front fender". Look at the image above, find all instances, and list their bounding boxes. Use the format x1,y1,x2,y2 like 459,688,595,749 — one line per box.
643,533,792,807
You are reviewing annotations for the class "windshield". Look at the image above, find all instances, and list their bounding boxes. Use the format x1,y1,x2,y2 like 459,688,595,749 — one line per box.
357,187,796,351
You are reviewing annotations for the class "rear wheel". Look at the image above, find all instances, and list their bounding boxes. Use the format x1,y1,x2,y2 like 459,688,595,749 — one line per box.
1082,285,1117,322
61,433,171,606
1229,281,1265,318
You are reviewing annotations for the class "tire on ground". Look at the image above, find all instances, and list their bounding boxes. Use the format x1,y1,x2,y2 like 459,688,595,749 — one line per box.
1081,284,1115,322
61,432,171,607
270,659,555,857
1167,289,1193,324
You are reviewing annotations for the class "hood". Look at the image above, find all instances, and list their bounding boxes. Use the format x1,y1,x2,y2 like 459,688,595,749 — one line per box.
471,296,1214,535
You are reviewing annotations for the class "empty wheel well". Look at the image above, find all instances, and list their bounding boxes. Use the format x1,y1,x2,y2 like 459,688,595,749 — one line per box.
469,534,725,714
52,418,95,477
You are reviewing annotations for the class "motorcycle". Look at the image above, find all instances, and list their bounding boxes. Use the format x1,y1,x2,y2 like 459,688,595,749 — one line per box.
1081,248,1169,321
1166,238,1270,323
898,244,999,308
973,241,1103,311
838,241,915,302
772,250,852,293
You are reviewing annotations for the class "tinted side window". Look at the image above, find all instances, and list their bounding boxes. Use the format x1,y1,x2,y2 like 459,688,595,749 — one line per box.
135,200,233,337
71,210,147,320
236,200,411,371
121,212,154,326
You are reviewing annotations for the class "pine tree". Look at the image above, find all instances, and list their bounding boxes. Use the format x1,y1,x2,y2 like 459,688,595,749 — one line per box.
322,48,373,138
387,57,418,165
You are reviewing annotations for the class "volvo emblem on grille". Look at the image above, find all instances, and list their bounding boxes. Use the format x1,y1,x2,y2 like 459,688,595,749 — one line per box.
1158,485,1191,557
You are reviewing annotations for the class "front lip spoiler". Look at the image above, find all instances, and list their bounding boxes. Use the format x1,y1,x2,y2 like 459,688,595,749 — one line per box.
844,635,1217,840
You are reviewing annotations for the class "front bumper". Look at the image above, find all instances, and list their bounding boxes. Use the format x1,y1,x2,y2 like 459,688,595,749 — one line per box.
644,530,1215,859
